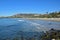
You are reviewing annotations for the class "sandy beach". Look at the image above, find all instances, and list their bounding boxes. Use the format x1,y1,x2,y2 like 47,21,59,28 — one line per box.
24,18,60,21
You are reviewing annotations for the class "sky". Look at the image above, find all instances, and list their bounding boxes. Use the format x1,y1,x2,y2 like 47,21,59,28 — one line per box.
0,0,60,16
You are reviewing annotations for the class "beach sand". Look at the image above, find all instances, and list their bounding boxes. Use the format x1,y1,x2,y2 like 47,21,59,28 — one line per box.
24,18,60,21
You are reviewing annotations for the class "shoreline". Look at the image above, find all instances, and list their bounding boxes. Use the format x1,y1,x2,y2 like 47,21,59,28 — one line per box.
24,18,60,21
0,18,60,21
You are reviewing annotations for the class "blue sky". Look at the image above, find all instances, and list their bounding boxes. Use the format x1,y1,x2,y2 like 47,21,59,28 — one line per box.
0,0,60,16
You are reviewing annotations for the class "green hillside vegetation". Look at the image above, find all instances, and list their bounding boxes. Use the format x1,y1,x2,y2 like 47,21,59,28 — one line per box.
9,11,60,18
0,11,60,18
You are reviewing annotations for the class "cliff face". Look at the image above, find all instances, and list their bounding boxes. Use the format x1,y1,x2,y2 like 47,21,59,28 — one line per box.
8,14,41,18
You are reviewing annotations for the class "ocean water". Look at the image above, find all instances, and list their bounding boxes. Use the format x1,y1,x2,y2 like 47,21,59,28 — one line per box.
0,18,60,40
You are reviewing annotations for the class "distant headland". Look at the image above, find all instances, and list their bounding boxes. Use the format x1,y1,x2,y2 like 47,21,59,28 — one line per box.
0,11,59,18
